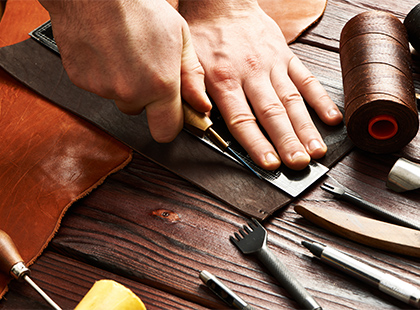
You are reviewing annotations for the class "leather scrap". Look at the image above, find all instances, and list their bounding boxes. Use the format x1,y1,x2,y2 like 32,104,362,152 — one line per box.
0,0,132,299
259,0,328,43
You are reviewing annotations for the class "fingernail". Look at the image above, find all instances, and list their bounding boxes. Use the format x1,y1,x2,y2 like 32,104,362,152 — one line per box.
291,151,309,162
308,139,324,153
264,152,280,165
328,108,340,118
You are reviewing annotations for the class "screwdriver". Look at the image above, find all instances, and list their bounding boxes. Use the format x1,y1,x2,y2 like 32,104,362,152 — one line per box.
0,229,62,310
182,103,261,179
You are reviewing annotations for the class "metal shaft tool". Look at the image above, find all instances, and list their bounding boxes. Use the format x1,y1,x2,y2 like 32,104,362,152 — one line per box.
321,182,420,230
0,229,62,310
182,103,261,179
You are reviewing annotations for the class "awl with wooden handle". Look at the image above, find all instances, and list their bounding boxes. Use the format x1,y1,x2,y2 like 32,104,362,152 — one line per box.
0,229,62,310
182,102,261,179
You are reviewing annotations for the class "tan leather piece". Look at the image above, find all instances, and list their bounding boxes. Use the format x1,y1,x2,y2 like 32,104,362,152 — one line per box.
259,0,327,43
0,0,132,299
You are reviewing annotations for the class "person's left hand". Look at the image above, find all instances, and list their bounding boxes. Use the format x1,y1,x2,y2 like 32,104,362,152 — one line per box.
179,1,342,171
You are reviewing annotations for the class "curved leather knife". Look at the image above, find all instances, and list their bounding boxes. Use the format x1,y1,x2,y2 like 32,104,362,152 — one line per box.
294,204,420,257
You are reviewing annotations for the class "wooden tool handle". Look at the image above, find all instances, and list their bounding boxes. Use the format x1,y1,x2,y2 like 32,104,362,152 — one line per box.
294,204,420,257
0,230,24,275
182,102,213,137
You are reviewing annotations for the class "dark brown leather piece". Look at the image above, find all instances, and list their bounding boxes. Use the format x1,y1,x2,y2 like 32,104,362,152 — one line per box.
0,37,353,221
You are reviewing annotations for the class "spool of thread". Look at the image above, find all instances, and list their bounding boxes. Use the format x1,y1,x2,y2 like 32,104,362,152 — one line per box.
340,11,419,154
404,3,420,53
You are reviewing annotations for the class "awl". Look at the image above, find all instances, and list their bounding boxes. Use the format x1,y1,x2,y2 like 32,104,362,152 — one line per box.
182,103,261,179
0,229,62,310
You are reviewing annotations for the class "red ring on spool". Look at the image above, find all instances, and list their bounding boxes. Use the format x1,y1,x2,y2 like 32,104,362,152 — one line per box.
368,115,398,140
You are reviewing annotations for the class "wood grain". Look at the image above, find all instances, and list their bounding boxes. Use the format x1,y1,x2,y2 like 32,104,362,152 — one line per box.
0,251,211,310
1,0,420,309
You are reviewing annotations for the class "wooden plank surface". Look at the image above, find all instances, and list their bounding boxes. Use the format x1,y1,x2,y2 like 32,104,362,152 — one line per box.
1,0,420,309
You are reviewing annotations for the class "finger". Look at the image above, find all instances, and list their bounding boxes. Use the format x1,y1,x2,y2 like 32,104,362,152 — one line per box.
180,23,212,113
270,69,327,161
244,76,310,170
206,72,281,170
145,92,184,143
288,55,343,126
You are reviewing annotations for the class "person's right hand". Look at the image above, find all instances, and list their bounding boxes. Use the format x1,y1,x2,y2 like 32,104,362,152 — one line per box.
39,0,212,142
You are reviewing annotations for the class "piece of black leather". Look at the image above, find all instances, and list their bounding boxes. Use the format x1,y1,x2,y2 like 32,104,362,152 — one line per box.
0,38,353,220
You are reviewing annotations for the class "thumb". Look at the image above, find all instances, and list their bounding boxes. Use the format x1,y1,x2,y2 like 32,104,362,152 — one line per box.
180,24,212,113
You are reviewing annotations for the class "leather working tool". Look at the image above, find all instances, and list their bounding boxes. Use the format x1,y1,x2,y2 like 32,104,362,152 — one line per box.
230,219,322,310
302,241,420,309
182,103,260,179
294,204,420,257
387,157,420,192
321,182,420,230
199,270,256,310
0,230,62,310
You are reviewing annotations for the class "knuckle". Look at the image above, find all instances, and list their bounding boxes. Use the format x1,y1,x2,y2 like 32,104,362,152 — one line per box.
297,120,316,132
244,55,263,75
210,65,239,91
259,103,287,120
280,91,303,108
228,112,256,130
299,73,318,88
278,132,300,148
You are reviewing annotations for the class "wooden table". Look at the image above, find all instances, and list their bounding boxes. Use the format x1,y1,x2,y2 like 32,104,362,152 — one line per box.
2,0,420,309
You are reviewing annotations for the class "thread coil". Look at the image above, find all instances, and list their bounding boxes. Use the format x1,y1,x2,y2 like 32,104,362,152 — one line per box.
340,11,419,153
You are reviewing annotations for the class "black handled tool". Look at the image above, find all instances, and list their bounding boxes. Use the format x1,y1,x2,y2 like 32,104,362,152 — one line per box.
199,270,256,310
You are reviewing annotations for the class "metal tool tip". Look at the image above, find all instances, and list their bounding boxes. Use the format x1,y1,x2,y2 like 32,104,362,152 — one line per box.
199,270,212,284
301,240,312,250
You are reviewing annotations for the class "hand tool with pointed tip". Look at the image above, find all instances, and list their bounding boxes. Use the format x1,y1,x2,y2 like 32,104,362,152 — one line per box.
321,182,420,230
0,229,62,310
182,102,261,179
302,241,420,309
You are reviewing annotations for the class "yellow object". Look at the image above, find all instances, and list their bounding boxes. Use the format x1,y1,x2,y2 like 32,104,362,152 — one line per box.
75,279,147,310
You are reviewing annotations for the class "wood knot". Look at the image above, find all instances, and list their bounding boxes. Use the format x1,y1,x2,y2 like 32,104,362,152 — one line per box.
151,209,180,222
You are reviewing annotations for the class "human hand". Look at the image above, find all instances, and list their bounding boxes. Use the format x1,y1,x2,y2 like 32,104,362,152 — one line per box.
39,0,212,143
179,0,343,170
